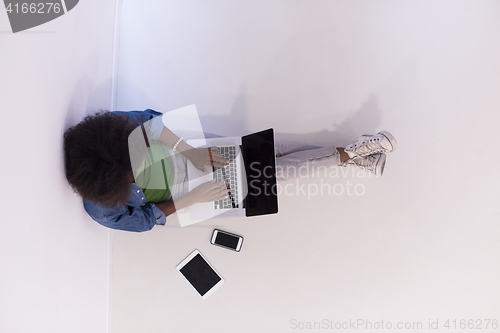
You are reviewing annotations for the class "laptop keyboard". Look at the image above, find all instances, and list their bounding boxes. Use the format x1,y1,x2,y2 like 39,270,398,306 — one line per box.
214,146,239,209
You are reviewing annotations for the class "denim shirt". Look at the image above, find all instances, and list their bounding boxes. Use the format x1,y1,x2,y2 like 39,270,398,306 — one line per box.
83,109,167,232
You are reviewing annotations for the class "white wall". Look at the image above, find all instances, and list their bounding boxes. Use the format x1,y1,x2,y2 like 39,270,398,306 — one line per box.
112,1,500,332
2,1,499,332
0,1,118,332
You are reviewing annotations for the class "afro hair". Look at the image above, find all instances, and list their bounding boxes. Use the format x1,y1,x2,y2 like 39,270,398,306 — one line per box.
64,111,138,207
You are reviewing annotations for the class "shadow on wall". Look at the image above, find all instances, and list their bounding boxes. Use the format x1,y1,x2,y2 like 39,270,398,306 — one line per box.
199,82,250,137
63,75,152,133
201,92,382,148
275,94,382,147
195,36,383,146
70,75,382,150
64,77,106,132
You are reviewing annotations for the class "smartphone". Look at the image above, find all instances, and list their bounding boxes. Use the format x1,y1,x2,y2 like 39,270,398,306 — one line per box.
211,229,243,252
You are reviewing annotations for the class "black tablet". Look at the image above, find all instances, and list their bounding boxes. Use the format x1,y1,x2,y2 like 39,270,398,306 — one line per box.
176,250,224,299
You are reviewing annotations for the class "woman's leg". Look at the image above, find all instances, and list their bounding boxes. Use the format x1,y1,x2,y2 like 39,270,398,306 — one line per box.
336,147,349,163
274,141,346,181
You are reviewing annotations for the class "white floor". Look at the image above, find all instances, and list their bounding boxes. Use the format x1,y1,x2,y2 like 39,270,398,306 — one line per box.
111,1,500,332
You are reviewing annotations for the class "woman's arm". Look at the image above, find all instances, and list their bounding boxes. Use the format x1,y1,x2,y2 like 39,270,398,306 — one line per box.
157,125,229,173
157,125,193,154
155,195,193,217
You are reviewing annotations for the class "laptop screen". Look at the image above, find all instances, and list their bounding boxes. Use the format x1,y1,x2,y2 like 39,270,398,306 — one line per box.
241,128,279,217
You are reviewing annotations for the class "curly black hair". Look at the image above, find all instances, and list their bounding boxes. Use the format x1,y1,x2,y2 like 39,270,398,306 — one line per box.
64,111,138,207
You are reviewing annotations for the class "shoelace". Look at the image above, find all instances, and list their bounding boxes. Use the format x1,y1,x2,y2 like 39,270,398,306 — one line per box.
351,136,385,156
341,155,376,171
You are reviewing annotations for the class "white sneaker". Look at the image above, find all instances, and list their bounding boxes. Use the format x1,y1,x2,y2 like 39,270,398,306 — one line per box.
345,130,397,159
342,153,387,176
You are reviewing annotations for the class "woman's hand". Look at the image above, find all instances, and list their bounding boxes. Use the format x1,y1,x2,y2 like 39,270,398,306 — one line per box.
182,147,229,174
186,179,229,204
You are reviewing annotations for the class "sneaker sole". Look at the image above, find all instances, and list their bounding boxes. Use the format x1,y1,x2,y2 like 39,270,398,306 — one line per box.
378,130,398,152
375,153,386,176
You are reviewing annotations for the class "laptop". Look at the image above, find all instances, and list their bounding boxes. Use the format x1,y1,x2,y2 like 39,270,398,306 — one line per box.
186,128,278,220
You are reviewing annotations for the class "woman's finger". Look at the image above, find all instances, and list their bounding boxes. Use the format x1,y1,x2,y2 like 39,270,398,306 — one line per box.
208,148,229,165
207,147,221,161
206,180,226,190
213,152,229,163
200,179,219,192
208,186,228,200
208,185,229,198
214,184,228,194
196,165,207,174
211,190,229,201
210,150,224,158
212,158,229,168
211,161,228,168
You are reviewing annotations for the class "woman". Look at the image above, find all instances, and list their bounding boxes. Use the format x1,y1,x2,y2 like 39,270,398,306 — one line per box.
63,109,397,232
